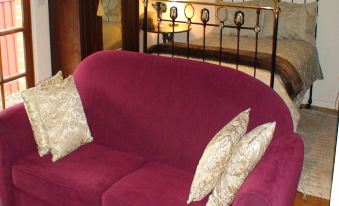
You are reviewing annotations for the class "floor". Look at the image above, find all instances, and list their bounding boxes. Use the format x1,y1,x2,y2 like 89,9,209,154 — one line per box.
293,105,337,206
294,192,329,206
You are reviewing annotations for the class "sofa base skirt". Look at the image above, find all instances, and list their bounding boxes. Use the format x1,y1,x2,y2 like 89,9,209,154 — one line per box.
14,189,54,206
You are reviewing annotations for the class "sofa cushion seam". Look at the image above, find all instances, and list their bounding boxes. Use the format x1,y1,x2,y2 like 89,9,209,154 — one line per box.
101,160,148,198
234,191,271,206
104,194,134,206
12,166,100,200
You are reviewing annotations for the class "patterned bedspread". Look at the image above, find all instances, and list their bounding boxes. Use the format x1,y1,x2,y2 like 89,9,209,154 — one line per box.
148,34,323,99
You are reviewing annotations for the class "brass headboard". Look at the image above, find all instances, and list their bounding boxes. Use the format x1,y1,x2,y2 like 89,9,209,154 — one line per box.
142,0,281,88
216,0,319,37
141,0,318,107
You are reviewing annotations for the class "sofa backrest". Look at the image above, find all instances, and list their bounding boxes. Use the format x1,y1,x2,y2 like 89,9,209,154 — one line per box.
73,51,294,172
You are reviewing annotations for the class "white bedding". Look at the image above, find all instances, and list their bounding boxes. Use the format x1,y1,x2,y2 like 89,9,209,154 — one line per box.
190,35,323,94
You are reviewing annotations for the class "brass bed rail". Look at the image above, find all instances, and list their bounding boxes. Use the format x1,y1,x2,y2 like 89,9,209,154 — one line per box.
142,0,318,107
142,0,281,89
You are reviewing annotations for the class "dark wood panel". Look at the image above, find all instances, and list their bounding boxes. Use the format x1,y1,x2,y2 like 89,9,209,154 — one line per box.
121,0,139,51
49,0,81,77
79,0,103,59
22,0,34,87
49,0,103,77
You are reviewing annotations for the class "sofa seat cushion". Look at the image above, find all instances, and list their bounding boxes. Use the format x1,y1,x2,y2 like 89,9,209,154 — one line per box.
102,162,207,206
12,143,145,206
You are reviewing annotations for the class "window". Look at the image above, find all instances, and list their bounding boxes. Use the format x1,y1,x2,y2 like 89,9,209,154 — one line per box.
0,0,34,110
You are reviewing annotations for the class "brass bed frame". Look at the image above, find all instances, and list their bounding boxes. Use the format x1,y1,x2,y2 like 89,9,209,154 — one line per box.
141,0,317,107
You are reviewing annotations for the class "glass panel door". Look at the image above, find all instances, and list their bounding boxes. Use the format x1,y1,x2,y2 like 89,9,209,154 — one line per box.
101,0,122,50
0,0,33,109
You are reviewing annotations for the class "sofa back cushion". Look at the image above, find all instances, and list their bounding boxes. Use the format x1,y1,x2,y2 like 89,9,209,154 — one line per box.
73,51,293,172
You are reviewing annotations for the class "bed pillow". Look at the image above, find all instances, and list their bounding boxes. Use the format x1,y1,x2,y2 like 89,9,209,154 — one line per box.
207,122,276,206
35,76,93,162
215,0,262,38
21,71,63,157
187,109,250,204
261,1,318,46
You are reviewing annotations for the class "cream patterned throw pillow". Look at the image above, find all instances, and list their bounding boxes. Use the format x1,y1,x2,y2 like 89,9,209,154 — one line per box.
207,122,276,206
35,76,93,161
21,71,63,157
187,109,250,204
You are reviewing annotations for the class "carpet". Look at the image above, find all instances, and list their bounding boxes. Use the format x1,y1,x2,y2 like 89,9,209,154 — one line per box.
297,109,338,199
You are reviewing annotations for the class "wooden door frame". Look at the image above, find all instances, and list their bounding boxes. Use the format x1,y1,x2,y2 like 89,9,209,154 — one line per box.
49,0,139,77
79,0,103,59
49,0,103,76
22,0,35,87
121,0,139,51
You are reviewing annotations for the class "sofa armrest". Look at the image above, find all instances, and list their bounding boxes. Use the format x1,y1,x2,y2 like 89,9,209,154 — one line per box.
0,104,36,206
232,133,304,206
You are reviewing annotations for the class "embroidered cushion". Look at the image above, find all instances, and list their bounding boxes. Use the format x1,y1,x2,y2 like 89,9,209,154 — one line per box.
35,76,93,161
207,122,276,206
187,109,250,203
21,71,63,156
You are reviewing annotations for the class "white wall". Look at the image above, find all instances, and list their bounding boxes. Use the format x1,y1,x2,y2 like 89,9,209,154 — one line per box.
303,0,339,109
30,0,52,84
330,122,339,205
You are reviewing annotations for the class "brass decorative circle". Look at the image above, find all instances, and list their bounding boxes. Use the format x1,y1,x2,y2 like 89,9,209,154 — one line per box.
170,6,178,20
184,4,195,19
217,7,227,22
254,26,261,33
219,22,224,30
187,19,192,25
142,0,148,7
234,10,245,26
201,8,210,23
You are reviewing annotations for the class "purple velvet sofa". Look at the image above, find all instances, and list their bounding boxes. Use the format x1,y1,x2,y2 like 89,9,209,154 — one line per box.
0,51,304,206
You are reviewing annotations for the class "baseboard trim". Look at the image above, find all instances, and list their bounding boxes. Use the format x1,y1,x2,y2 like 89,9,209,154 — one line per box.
302,98,338,110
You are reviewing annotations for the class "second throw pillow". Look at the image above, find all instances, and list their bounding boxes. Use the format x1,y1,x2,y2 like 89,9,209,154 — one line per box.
187,109,250,204
206,121,276,206
35,76,93,161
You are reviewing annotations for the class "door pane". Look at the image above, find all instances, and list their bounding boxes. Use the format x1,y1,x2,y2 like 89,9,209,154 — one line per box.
102,0,122,50
4,77,25,107
0,32,26,79
0,0,23,30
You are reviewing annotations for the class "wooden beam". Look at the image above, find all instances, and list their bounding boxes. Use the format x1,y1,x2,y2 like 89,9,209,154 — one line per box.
121,0,140,51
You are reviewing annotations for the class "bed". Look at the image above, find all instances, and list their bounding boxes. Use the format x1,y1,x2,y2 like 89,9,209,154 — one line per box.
141,0,323,129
